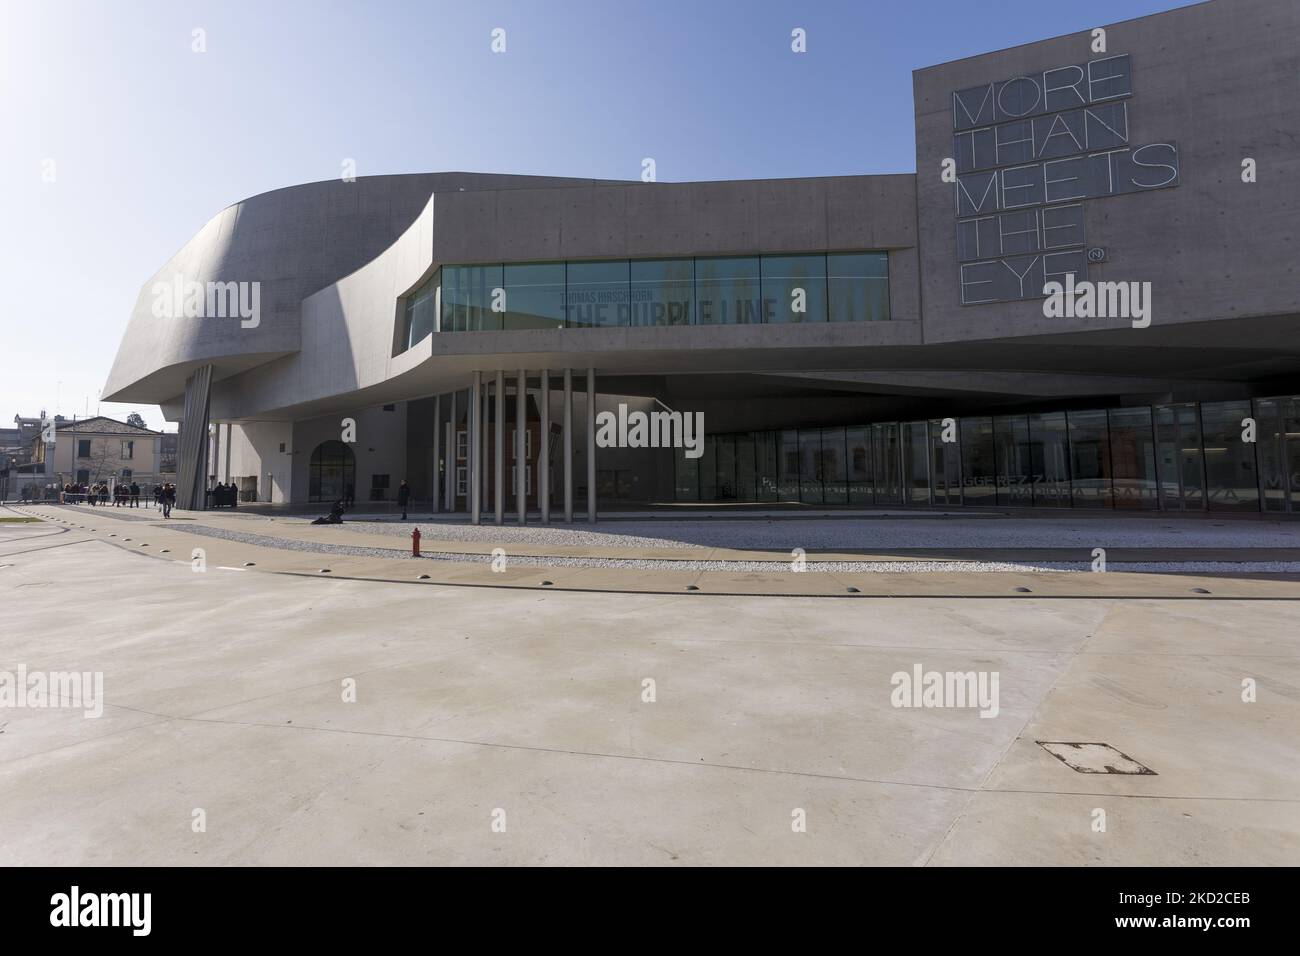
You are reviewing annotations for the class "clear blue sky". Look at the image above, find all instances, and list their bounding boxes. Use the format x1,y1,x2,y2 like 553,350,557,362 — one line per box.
1,0,1197,430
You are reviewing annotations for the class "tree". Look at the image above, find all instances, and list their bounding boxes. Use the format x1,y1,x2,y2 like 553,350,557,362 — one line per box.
126,412,147,429
83,438,124,484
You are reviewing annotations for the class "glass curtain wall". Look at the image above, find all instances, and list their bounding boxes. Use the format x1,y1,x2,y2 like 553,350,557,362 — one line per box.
668,396,1294,515
761,255,827,323
822,428,848,503
847,426,872,504
961,417,997,505
402,252,889,351
1201,400,1259,512
1068,409,1112,508
994,415,1033,506
902,422,929,506
1028,411,1071,507
1108,407,1159,509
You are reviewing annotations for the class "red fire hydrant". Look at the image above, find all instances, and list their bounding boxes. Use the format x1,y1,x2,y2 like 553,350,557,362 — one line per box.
412,527,421,557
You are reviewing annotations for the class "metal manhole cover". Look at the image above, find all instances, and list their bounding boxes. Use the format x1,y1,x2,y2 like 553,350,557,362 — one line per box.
1037,741,1157,775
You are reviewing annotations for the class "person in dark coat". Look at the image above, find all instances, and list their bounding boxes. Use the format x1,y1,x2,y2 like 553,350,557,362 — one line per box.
162,483,174,518
397,479,410,520
130,481,140,508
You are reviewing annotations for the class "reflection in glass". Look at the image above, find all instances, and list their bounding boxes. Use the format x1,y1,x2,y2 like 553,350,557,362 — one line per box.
1107,407,1159,509
716,434,737,500
798,429,824,504
674,449,699,502
755,431,779,501
902,421,929,506
873,423,901,504
994,415,1032,506
1028,411,1071,507
565,261,629,329
778,430,800,501
504,262,565,330
847,426,872,504
761,255,827,323
822,427,847,503
402,270,439,349
700,435,717,501
960,417,996,505
1255,399,1289,513
630,259,694,326
929,420,961,505
442,264,502,332
735,432,756,502
1068,409,1112,508
1201,400,1259,511
696,257,763,325
828,253,890,322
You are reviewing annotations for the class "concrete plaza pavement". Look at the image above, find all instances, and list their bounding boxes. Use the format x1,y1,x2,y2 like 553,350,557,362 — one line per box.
1,512,1297,865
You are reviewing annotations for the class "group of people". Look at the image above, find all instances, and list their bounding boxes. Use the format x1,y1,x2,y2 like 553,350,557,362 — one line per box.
208,482,240,508
65,481,177,517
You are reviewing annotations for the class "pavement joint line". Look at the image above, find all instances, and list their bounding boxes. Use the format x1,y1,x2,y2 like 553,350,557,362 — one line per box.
922,604,1105,866
46,707,1297,805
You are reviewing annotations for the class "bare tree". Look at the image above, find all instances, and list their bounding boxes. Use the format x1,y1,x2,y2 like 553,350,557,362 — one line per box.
85,438,122,484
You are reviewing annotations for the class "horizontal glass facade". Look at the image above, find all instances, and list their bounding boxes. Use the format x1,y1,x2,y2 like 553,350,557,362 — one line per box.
673,397,1300,513
400,252,889,349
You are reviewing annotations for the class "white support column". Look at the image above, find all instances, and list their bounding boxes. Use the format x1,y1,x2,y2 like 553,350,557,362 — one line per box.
586,367,597,524
481,381,489,506
446,390,457,511
432,394,441,514
563,368,573,523
516,369,526,525
539,370,550,524
470,371,481,524
494,370,505,526
211,422,221,490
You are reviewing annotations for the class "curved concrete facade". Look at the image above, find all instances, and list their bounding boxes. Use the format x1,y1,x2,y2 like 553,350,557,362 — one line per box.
105,0,1300,515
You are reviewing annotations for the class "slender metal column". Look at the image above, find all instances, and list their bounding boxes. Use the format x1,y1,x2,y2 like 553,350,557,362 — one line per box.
446,390,457,511
494,370,505,525
432,394,441,514
470,372,481,524
481,381,489,507
563,368,573,523
211,423,221,489
516,370,527,524
586,367,597,524
224,423,232,483
539,370,550,524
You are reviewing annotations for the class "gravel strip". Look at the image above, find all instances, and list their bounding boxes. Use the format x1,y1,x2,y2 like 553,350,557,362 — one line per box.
326,515,1300,551
158,525,1300,574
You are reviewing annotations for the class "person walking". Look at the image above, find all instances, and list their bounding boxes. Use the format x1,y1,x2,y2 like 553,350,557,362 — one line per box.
153,484,161,509
130,481,140,508
397,478,410,520
162,483,174,519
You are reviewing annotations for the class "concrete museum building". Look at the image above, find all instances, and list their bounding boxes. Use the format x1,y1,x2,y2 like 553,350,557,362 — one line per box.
103,0,1300,521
